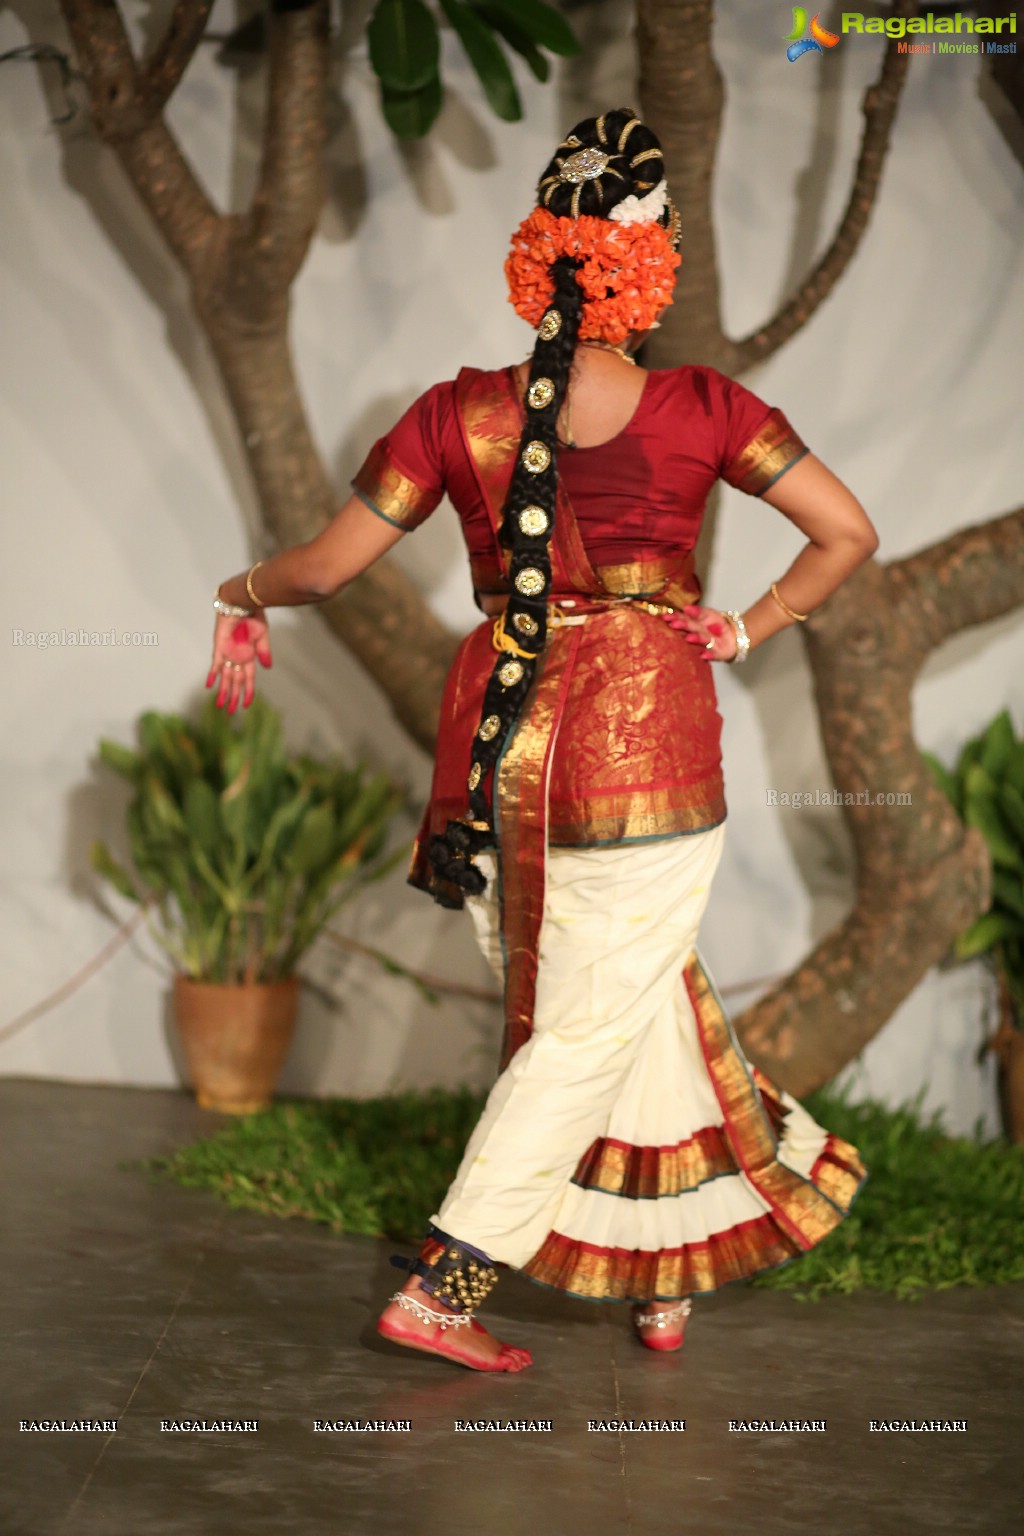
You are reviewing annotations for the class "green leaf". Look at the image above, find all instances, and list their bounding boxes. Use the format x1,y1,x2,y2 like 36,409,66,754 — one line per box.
97,739,143,783
440,0,522,121
368,0,441,92
997,782,1024,848
125,803,170,893
963,768,1019,870
473,0,580,56
954,736,984,789
89,840,139,903
475,2,549,80
979,709,1016,782
954,910,1019,961
1006,741,1024,798
380,72,443,139
141,773,187,838
992,871,1024,924
334,773,397,854
183,779,222,861
287,802,338,878
137,710,170,760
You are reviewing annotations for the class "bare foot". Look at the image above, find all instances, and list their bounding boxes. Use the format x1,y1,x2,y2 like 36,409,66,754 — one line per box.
631,1299,691,1353
377,1274,533,1373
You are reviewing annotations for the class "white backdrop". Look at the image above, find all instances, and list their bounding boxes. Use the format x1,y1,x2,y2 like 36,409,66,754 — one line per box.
2,0,1021,1136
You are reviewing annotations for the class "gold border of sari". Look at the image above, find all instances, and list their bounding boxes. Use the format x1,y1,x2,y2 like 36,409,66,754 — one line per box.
520,950,867,1298
685,952,866,1243
492,625,584,1072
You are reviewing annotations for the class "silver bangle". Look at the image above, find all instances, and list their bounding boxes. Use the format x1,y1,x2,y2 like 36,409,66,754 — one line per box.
213,588,254,619
723,610,750,664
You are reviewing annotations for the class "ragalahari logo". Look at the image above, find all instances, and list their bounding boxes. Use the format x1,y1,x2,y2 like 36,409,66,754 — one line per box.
785,8,841,61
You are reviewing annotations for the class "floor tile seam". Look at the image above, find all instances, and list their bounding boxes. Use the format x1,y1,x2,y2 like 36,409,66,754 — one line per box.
57,1207,230,1530
608,1331,637,1536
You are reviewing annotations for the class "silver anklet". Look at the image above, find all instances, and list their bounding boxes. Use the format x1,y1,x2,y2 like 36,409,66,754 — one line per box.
390,1290,473,1331
634,1298,693,1328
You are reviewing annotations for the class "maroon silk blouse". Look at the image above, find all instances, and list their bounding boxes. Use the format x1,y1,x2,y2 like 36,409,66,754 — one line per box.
351,363,809,571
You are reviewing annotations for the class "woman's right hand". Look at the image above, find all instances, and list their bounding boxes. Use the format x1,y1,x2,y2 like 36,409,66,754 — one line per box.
662,603,738,663
207,615,273,713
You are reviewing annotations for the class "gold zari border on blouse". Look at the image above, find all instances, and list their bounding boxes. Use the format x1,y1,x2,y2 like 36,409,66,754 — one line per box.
723,408,809,497
352,442,440,531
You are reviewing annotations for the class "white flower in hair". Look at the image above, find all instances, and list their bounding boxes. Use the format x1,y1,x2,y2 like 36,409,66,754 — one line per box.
608,179,669,227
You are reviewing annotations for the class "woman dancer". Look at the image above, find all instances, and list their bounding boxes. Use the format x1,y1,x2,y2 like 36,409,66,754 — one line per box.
210,109,878,1375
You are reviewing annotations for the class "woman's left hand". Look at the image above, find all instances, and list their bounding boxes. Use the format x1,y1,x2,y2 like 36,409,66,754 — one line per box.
207,615,272,713
661,603,737,663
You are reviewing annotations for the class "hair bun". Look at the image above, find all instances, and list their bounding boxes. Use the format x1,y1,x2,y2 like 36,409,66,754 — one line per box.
536,108,667,223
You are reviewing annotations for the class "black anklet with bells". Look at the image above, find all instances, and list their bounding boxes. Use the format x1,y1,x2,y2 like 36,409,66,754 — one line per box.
390,1223,500,1314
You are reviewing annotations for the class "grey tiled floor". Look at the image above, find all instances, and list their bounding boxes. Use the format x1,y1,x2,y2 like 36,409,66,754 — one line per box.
1,1078,1019,1535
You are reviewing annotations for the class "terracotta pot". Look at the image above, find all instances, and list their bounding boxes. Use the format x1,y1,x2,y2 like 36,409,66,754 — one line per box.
999,1026,1024,1145
173,974,300,1114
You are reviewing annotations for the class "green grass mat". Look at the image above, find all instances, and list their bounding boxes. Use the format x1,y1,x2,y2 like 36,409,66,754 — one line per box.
136,1083,1024,1303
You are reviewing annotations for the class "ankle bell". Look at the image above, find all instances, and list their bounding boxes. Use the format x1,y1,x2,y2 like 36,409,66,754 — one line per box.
391,1225,500,1314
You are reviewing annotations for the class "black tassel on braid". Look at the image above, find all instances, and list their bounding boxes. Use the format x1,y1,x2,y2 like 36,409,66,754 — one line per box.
427,108,676,905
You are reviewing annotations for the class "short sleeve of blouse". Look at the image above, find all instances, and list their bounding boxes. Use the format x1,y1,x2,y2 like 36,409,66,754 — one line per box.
350,381,452,531
706,367,810,496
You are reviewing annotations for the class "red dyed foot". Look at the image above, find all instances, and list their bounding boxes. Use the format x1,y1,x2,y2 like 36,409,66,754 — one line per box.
632,1299,692,1353
377,1278,533,1373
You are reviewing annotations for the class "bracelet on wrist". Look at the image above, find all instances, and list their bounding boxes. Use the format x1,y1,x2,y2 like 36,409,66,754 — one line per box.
246,562,266,609
769,581,808,623
213,586,254,619
722,610,750,664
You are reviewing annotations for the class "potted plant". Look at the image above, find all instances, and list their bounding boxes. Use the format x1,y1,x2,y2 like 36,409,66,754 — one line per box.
90,695,405,1114
924,708,1024,1142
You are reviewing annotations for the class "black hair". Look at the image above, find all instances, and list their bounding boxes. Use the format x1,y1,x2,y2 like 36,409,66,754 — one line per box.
427,109,672,907
537,107,672,225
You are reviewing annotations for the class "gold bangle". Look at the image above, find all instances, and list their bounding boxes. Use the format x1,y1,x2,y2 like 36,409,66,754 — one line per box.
245,561,265,608
769,581,808,623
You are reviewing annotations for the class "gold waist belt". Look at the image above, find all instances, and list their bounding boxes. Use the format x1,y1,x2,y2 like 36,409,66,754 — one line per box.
492,593,679,657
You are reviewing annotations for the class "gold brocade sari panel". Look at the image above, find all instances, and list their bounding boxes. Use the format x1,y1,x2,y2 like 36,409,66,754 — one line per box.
544,606,726,845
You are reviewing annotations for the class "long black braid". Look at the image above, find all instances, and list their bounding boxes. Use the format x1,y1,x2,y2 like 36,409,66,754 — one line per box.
428,108,676,905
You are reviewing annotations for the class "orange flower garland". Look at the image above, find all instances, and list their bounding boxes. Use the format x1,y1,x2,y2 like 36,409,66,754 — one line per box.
505,205,681,346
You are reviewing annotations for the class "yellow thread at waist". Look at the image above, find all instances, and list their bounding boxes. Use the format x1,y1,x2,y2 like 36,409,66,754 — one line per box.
491,613,539,659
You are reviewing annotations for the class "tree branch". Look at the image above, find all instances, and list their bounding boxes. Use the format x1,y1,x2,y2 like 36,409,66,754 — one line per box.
144,0,215,110
240,0,331,291
57,0,219,275
735,506,1024,1094
889,505,1024,654
729,0,917,372
638,0,728,368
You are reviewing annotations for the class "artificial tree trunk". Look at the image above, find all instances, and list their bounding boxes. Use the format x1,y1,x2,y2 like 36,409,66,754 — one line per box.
57,0,456,753
739,509,1024,1092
